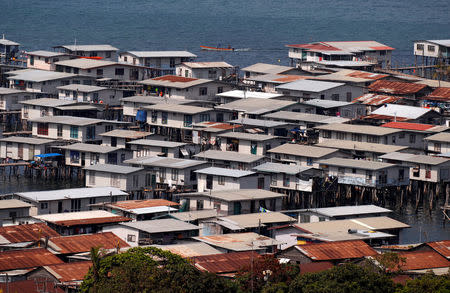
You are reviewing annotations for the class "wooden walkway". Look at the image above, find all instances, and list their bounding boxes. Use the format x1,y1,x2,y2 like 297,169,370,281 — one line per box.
0,162,29,167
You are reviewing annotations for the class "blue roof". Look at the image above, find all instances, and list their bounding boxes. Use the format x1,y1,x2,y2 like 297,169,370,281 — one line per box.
34,153,62,158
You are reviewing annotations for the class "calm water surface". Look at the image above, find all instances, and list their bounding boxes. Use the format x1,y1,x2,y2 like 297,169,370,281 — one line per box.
1,0,449,242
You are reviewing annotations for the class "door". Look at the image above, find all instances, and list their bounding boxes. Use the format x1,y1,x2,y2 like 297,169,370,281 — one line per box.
206,175,213,190
151,174,156,187
28,145,35,160
81,152,86,166
58,201,63,213
18,144,23,159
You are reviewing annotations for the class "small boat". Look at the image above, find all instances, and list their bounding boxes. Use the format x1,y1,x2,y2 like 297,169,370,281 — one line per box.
200,45,234,51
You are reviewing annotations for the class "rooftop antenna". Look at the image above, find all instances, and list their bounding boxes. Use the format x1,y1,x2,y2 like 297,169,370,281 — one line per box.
2,34,5,40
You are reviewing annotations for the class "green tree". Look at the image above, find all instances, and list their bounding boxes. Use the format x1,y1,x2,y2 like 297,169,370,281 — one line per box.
81,247,237,293
396,272,450,293
288,263,398,293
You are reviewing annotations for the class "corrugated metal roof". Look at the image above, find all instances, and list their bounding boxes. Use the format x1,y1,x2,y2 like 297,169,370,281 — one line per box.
218,132,279,141
242,63,294,74
152,241,221,258
296,240,377,261
48,232,129,254
228,118,289,128
121,95,191,104
178,189,286,202
125,51,196,58
99,129,151,139
110,199,179,210
0,38,19,46
314,69,388,83
315,140,408,154
57,84,107,92
144,103,212,114
182,61,233,68
126,139,186,147
84,164,144,174
398,251,450,271
379,152,450,165
319,157,396,170
53,216,131,227
371,104,432,120
352,93,405,105
0,199,32,209
217,90,283,99
419,40,450,47
426,87,450,101
215,98,296,115
0,87,26,95
35,210,131,226
193,232,281,251
122,219,199,234
59,143,122,153
305,205,391,217
429,132,450,143
27,50,67,57
55,58,117,69
20,97,76,107
124,156,207,169
263,111,350,124
44,261,92,282
171,209,218,221
194,251,261,273
369,80,427,95
246,73,311,84
16,187,128,202
0,248,63,271
0,280,64,293
29,115,106,126
59,44,119,51
301,99,352,109
195,167,256,178
0,223,59,244
268,143,339,158
427,240,450,259
217,212,296,230
299,261,334,274
130,206,177,215
253,162,312,175
314,123,401,135
140,75,211,89
276,79,345,92
7,69,77,82
194,150,265,163
381,121,436,131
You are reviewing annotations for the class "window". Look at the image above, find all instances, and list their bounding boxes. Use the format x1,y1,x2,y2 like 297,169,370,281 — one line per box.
398,169,405,181
320,94,325,100
89,171,95,185
322,130,331,138
337,132,346,140
30,55,34,66
115,68,124,75
425,165,431,179
161,112,168,124
338,167,345,175
307,157,313,166
71,199,81,212
151,111,157,123
9,211,17,219
107,153,117,164
366,170,373,181
105,125,113,132
96,69,103,76
199,113,210,122
352,133,362,142
416,44,424,50
70,151,80,163
123,56,128,62
217,86,223,94
346,92,352,102
367,135,379,143
40,202,48,210
409,134,416,144
132,175,139,187
73,68,79,74
197,200,204,210
111,137,117,147
331,94,339,101
380,50,386,56
93,93,99,103
283,173,290,187
159,168,166,179
258,177,265,189
110,174,120,187
199,87,207,96
89,198,96,205
127,234,136,242
106,51,111,58
161,147,168,155
434,143,441,152
184,115,193,127
218,176,225,185
428,45,435,52
352,168,356,174
271,174,277,186
86,126,95,140
70,126,79,139
169,58,175,68
37,123,48,135
399,132,405,139
391,135,396,144
171,169,178,181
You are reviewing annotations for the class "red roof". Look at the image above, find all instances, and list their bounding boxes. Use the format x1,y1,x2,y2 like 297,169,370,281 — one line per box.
370,46,395,51
363,114,409,122
48,232,129,254
111,199,179,210
0,223,60,243
194,251,261,274
381,121,435,131
273,75,310,83
0,280,64,293
53,216,131,227
398,251,450,271
353,93,405,105
0,248,63,271
286,43,341,51
45,261,92,282
369,80,427,95
152,75,197,83
299,261,334,275
296,240,377,261
427,240,450,259
426,87,450,102
346,71,388,80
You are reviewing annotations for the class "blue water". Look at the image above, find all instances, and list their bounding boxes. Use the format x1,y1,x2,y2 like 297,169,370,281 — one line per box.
1,0,450,242
2,0,449,67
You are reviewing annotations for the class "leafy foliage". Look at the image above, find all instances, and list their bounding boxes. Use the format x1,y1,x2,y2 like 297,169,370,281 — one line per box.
395,272,450,293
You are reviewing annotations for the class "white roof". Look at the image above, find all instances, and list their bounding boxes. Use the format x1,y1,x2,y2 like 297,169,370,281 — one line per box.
59,143,122,153
371,104,433,119
122,219,200,233
57,84,108,92
276,80,345,93
16,187,127,202
0,38,19,46
194,150,265,163
55,59,117,69
301,99,352,108
130,206,177,215
317,61,375,67
59,44,119,51
195,167,256,178
217,90,283,99
227,118,289,128
34,210,123,222
242,63,295,74
0,136,56,145
215,98,296,115
20,98,76,107
253,162,312,175
26,50,67,58
84,164,144,174
126,139,186,148
125,51,196,58
30,116,110,126
264,111,350,124
125,156,207,169
7,69,76,82
419,40,450,47
182,61,233,68
319,157,397,170
0,199,32,210
0,87,26,95
305,205,392,217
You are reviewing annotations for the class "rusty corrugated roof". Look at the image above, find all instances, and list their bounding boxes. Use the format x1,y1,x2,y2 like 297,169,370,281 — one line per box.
353,93,404,105
0,223,59,243
346,71,388,80
48,232,129,254
194,251,261,274
398,250,450,271
110,199,179,210
44,261,92,282
369,80,427,95
152,75,197,82
53,216,131,227
299,261,334,274
0,248,63,271
427,240,450,259
426,87,450,101
363,114,409,122
296,240,377,261
0,280,64,293
381,121,435,131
